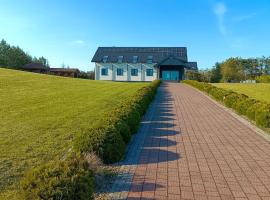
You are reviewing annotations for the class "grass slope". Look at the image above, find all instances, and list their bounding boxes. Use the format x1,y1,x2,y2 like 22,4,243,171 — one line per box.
0,68,148,198
212,83,270,103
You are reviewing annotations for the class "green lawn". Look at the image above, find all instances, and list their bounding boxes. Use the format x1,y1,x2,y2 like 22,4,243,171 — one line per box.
0,68,148,199
212,83,270,103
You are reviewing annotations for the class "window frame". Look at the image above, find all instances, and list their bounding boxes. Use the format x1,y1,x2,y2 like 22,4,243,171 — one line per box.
117,68,124,76
147,56,153,64
146,68,154,76
131,68,138,76
101,67,108,76
117,56,123,63
132,56,138,63
102,56,108,63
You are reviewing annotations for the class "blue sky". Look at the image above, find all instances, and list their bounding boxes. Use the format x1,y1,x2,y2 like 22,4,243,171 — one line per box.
1,0,270,71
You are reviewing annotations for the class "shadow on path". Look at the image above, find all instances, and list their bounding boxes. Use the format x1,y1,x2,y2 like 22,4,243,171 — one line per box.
106,83,181,199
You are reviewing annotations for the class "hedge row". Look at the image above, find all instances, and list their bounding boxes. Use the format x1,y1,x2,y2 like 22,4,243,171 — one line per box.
20,154,95,200
256,75,270,83
182,80,270,128
20,80,161,199
74,79,161,164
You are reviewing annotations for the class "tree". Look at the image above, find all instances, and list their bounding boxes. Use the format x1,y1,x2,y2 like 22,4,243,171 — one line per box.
185,70,210,82
185,70,202,81
33,56,49,67
77,70,95,80
210,62,222,83
0,39,49,69
0,39,9,65
221,58,244,82
89,71,95,80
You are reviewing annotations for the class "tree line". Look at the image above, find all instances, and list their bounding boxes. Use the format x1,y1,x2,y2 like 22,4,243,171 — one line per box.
186,57,270,83
0,39,49,69
0,39,95,79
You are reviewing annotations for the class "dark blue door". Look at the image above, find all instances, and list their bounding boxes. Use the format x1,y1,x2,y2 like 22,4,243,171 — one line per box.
162,71,179,81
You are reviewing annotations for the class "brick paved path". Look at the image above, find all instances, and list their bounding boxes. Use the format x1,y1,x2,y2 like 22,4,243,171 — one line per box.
109,82,270,200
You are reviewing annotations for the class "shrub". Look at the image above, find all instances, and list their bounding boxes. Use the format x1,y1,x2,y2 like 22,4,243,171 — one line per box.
234,99,257,115
256,75,270,83
105,109,132,143
74,124,126,164
231,94,248,111
74,79,161,164
223,93,242,108
112,118,131,144
246,102,265,121
183,80,270,128
20,154,95,200
113,103,141,134
255,105,270,128
20,79,162,199
209,87,232,102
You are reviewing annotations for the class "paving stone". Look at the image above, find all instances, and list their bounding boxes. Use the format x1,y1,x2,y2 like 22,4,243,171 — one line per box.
108,83,270,199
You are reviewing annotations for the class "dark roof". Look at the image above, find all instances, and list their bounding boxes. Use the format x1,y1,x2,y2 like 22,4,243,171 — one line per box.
49,68,80,73
22,63,49,70
91,47,188,63
186,62,198,70
157,56,187,66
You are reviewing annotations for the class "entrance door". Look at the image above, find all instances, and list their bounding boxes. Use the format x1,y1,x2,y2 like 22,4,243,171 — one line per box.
162,71,179,81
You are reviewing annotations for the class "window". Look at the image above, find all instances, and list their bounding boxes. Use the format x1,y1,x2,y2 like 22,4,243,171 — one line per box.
132,56,138,63
118,56,123,63
103,56,108,63
117,68,123,76
146,69,153,76
131,68,138,76
147,56,153,64
101,68,108,76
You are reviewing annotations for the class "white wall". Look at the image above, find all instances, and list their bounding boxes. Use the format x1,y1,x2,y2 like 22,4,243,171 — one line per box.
129,63,142,81
113,63,128,81
144,64,158,82
96,63,113,81
95,62,157,81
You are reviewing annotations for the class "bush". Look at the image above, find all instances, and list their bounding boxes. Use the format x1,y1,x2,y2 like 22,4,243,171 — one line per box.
255,106,270,128
246,102,264,121
234,99,258,115
20,79,161,199
209,87,232,102
113,104,141,134
20,154,95,200
183,80,270,128
256,75,270,83
223,93,247,109
231,94,248,111
105,109,132,143
74,124,126,164
74,80,161,164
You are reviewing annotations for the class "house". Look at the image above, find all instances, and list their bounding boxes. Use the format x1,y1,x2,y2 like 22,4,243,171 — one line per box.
22,63,49,73
49,68,80,78
91,47,198,81
21,63,80,78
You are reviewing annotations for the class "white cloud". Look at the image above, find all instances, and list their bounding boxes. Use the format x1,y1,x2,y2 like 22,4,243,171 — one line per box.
70,40,85,46
213,2,227,35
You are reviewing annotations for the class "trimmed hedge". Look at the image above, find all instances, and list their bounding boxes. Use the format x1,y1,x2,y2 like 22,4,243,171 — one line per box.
20,154,95,200
74,79,161,164
21,80,161,199
183,80,270,128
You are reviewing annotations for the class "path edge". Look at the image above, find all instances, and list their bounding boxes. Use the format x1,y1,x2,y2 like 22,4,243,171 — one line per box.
183,83,270,142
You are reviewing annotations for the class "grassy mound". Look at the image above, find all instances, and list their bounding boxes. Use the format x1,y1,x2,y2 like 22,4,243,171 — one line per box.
212,83,270,103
